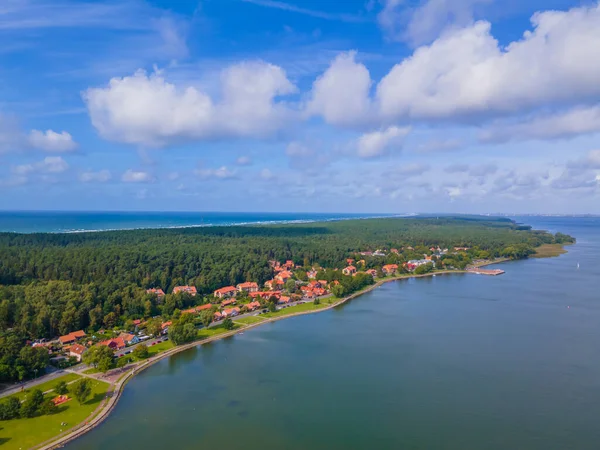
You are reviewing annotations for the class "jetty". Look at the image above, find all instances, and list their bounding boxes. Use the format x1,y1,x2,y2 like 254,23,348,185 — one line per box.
466,267,505,276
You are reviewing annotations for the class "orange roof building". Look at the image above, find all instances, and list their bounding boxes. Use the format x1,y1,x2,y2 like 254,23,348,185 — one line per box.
173,286,197,296
236,282,259,293
58,330,86,345
214,286,237,298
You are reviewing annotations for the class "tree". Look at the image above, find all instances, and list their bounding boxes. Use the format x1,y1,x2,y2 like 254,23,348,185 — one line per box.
200,310,214,327
40,398,58,415
20,388,44,418
331,284,345,298
169,319,197,345
103,312,117,328
83,345,114,373
116,356,129,368
313,298,321,305
55,380,69,395
285,279,296,293
145,318,163,337
72,379,92,405
268,302,277,313
0,396,22,420
223,317,234,331
132,344,149,360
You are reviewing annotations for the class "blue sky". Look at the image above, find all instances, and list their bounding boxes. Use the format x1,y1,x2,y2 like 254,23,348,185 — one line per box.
1,0,600,214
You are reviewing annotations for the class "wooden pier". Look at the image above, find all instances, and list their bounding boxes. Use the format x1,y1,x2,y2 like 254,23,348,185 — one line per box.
466,268,505,276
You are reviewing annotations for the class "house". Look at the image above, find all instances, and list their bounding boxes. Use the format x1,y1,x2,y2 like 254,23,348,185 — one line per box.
118,333,140,346
161,321,172,332
197,303,213,312
68,343,88,362
283,260,295,269
366,269,377,278
58,330,86,346
390,248,399,254
275,271,293,283
214,286,237,299
278,296,291,304
244,301,261,312
222,307,240,318
382,264,399,275
221,298,237,307
307,269,318,279
454,247,470,251
360,251,373,256
318,280,328,287
146,288,165,300
237,282,259,293
99,337,126,351
214,311,223,321
342,265,357,276
309,280,322,288
265,279,284,290
346,258,355,265
173,286,197,296
132,319,142,326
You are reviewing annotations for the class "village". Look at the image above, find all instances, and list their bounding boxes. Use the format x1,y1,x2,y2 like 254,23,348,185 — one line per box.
24,244,495,371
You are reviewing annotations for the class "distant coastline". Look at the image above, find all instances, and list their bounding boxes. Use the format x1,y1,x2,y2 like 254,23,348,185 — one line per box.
0,211,415,234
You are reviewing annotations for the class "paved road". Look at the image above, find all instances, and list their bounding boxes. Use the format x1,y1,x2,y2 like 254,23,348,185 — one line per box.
0,368,66,399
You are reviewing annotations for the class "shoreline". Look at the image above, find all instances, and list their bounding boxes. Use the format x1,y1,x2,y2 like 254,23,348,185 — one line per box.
36,256,538,449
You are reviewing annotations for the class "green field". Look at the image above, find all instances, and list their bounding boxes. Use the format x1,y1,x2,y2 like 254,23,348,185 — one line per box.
233,315,266,325
0,378,110,450
262,301,328,319
198,323,241,340
6,373,81,402
146,340,175,357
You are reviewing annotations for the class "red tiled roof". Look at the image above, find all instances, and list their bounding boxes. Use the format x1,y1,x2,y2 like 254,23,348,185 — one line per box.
69,343,87,355
146,288,165,296
215,286,237,295
59,330,86,345
173,286,197,295
221,298,236,307
99,337,126,350
237,282,258,290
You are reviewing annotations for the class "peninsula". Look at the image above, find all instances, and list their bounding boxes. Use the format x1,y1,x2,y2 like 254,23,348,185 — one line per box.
0,216,575,449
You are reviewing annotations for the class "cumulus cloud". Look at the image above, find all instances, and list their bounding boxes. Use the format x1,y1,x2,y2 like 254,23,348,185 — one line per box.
260,168,275,180
195,166,237,179
122,169,154,183
414,138,464,153
480,106,600,143
378,0,492,46
305,51,373,127
28,129,78,152
11,156,69,176
84,63,296,147
79,170,111,183
236,156,252,166
377,3,600,122
356,126,410,158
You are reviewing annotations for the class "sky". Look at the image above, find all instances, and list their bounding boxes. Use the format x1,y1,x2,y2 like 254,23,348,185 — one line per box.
1,0,600,214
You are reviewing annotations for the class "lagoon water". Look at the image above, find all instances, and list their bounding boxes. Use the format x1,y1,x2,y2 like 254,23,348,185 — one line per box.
67,217,600,450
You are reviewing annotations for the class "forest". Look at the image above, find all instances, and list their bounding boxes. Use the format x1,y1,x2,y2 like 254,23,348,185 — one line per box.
0,216,573,382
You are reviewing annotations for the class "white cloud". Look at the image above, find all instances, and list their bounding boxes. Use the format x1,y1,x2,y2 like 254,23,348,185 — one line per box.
84,63,296,147
356,126,411,158
305,51,373,127
79,170,111,183
195,166,237,179
122,169,154,183
480,106,600,143
236,156,252,166
286,141,314,158
376,3,600,122
11,156,69,176
28,129,78,152
378,0,492,46
414,138,464,153
260,168,275,180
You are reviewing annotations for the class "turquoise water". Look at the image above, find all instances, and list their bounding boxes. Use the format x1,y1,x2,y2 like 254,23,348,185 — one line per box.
66,217,600,450
0,211,399,234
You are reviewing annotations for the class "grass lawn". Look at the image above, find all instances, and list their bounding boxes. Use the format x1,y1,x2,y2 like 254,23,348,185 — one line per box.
82,367,100,375
198,323,241,340
532,243,568,258
233,316,266,325
8,373,81,402
262,301,327,319
146,340,175,357
0,379,110,450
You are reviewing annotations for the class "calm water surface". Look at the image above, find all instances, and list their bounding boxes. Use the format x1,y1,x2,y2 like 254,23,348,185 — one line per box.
68,217,600,450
